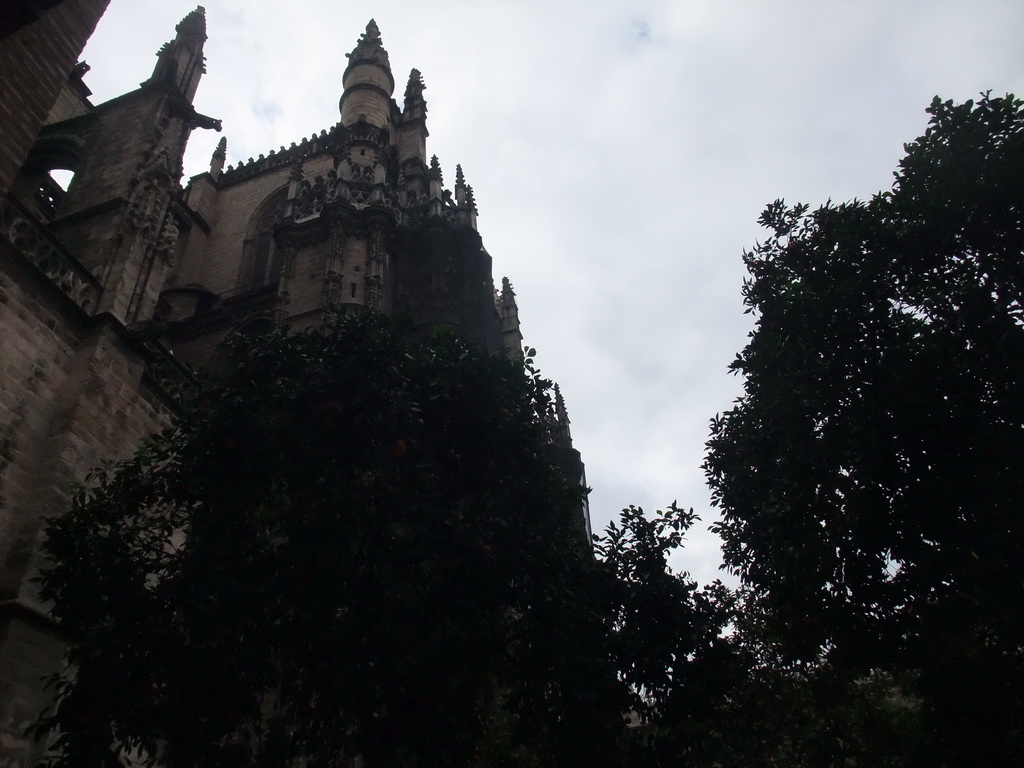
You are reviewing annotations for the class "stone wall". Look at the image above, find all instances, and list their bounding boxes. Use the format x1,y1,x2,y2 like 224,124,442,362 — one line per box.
0,239,171,768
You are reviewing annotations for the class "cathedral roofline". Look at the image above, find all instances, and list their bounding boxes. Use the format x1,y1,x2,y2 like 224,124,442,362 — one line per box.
217,125,339,187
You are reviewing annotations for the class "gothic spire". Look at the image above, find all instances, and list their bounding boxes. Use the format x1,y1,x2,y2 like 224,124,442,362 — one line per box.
149,5,207,102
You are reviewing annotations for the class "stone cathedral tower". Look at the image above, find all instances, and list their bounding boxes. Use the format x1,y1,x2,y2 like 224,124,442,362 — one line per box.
0,5,585,766
164,16,523,365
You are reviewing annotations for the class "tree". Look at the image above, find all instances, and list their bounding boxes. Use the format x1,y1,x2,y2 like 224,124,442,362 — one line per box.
593,504,741,767
36,312,619,768
705,93,1024,764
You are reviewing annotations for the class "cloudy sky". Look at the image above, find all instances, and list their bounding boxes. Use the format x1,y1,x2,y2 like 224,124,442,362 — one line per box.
80,1,1023,586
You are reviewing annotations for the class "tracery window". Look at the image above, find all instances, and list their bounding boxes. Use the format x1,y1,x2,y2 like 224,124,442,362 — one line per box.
240,189,287,290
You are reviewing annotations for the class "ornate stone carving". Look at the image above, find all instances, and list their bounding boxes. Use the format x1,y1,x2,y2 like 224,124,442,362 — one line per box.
366,226,387,312
0,196,101,312
291,171,341,221
126,179,168,238
322,225,345,313
349,187,371,207
349,162,375,183
153,212,180,261
294,175,326,219
141,340,198,412
347,116,388,148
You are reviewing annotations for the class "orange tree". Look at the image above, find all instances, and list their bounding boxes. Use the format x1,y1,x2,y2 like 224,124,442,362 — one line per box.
37,313,625,768
705,94,1024,765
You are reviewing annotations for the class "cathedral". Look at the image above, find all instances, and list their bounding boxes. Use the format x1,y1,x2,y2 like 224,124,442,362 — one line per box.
0,4,584,765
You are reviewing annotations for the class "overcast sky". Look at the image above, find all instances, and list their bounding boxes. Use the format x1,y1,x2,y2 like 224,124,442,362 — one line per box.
80,0,1024,586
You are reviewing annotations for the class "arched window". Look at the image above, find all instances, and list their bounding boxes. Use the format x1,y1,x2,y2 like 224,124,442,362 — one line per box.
35,169,73,219
241,189,287,289
18,134,82,220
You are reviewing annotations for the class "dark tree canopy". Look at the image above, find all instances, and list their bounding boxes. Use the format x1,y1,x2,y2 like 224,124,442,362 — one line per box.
36,311,745,768
705,93,1024,763
37,313,620,768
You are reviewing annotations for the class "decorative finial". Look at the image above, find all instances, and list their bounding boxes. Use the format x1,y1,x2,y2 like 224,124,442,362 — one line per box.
429,155,443,183
289,158,304,183
346,18,390,66
465,184,477,212
501,276,515,296
455,164,465,186
212,136,226,160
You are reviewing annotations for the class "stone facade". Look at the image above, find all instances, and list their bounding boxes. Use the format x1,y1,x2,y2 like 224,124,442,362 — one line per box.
0,6,583,766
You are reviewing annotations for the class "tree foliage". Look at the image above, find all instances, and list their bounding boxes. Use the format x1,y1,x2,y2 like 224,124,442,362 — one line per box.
705,93,1024,763
37,313,616,768
36,311,747,768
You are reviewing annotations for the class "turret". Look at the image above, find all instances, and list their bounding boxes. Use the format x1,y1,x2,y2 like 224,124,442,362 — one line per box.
339,19,395,129
146,5,208,103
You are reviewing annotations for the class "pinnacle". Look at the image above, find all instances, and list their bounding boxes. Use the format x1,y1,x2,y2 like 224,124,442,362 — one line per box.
406,68,425,90
404,68,426,107
176,6,207,39
359,18,383,47
212,136,227,159
554,384,570,422
347,18,390,66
